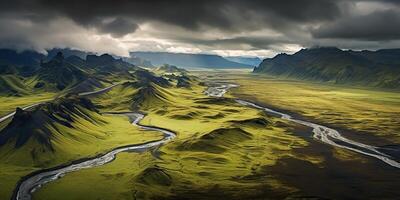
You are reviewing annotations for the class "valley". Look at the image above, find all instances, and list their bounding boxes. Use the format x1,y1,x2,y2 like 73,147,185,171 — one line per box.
28,75,400,199
2,1,400,199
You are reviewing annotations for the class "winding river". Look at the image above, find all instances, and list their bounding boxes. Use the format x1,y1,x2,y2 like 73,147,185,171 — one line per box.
206,84,400,169
10,82,400,200
13,113,176,200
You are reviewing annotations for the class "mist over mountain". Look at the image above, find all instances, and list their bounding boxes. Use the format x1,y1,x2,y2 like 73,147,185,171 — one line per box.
254,47,400,88
0,48,154,69
124,53,154,67
37,52,88,91
46,48,91,60
132,52,253,69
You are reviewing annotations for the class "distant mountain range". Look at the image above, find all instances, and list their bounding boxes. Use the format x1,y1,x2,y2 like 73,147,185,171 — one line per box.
0,49,140,96
254,47,400,89
0,49,44,67
0,48,154,69
131,52,253,69
0,48,256,71
224,56,262,66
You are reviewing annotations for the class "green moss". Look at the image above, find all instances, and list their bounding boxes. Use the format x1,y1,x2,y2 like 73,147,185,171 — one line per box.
0,108,163,200
34,75,309,200
5,70,397,199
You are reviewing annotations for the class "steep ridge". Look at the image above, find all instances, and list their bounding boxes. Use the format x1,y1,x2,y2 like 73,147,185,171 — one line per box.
132,69,171,87
131,83,174,110
154,65,197,88
0,96,99,152
36,52,88,91
91,70,175,112
86,54,137,73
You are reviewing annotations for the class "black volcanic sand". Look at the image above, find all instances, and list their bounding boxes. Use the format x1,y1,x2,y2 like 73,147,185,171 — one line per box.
262,141,400,199
154,142,400,200
157,113,399,199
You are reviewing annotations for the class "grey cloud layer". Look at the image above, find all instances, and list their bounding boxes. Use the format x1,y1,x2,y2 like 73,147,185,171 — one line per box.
313,9,400,40
1,0,341,31
0,0,399,56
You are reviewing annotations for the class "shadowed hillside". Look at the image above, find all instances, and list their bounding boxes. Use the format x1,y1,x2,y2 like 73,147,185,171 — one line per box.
0,49,43,69
86,54,137,72
0,96,99,151
37,52,88,91
254,47,400,88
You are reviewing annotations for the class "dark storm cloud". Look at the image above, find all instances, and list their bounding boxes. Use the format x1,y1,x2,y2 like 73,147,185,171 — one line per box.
0,0,342,34
0,0,399,56
165,35,293,50
96,17,139,37
313,9,400,40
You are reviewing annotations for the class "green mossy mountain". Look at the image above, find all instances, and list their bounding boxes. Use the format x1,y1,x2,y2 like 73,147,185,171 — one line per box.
0,96,98,151
0,50,144,95
133,69,171,87
131,83,173,110
86,54,137,73
156,64,188,74
254,47,400,88
37,52,89,91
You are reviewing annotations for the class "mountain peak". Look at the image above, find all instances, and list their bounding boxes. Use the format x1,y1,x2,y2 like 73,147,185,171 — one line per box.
54,52,64,61
86,54,116,66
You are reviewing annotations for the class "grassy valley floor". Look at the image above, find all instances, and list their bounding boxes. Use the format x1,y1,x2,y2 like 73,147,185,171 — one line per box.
34,80,311,200
2,70,400,200
199,71,400,144
32,71,400,199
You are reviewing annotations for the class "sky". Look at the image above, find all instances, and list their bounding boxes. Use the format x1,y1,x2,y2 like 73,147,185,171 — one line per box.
0,0,399,58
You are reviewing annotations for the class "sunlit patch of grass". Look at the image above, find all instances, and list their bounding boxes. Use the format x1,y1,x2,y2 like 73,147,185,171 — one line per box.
0,93,56,116
91,82,139,112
